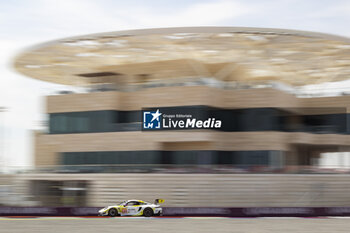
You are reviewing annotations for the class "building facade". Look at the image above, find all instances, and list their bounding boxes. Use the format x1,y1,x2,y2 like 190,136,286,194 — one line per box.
13,27,350,207
35,86,350,171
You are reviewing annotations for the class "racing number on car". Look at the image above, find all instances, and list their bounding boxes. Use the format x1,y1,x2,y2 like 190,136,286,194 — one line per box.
121,208,127,214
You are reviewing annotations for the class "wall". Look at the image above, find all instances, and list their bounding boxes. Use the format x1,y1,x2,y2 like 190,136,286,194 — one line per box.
17,173,350,207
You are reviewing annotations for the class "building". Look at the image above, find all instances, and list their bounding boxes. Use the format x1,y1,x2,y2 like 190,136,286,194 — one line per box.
12,27,350,207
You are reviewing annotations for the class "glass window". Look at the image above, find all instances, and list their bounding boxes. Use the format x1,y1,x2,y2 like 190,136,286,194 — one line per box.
49,107,348,134
76,116,89,132
125,201,138,206
116,111,141,123
61,150,278,168
217,151,235,164
171,151,197,164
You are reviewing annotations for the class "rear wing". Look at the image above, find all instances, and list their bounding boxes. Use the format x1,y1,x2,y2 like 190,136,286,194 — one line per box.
154,199,165,204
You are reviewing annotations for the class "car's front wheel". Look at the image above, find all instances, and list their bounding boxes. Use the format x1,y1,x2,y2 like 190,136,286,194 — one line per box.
108,208,118,217
143,208,153,217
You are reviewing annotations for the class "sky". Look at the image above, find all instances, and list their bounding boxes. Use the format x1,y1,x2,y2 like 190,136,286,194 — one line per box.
1,0,350,169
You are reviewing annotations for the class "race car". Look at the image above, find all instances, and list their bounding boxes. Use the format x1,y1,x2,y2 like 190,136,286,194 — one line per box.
98,199,164,217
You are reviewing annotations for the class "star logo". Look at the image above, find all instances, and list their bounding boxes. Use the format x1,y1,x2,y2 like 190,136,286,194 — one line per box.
143,109,162,129
151,109,162,122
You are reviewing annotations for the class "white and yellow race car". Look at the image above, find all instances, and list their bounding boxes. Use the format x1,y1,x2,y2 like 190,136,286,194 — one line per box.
98,199,164,217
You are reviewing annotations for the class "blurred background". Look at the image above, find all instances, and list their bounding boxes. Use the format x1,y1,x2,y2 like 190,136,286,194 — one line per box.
2,0,350,209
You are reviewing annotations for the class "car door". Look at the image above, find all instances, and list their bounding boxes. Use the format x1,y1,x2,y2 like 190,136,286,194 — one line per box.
125,201,139,216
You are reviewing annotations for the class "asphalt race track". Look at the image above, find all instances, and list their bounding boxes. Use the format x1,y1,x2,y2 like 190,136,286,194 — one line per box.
0,217,348,233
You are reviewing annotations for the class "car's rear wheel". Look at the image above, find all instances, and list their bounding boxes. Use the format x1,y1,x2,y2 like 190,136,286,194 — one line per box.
143,208,153,217
108,208,118,217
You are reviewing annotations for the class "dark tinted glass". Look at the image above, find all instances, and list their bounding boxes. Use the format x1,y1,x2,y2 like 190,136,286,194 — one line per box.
49,107,347,134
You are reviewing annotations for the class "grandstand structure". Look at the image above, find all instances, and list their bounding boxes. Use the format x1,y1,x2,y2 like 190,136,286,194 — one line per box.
13,27,350,207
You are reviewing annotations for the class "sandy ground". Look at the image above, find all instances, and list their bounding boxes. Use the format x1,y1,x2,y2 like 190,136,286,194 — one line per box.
0,217,348,233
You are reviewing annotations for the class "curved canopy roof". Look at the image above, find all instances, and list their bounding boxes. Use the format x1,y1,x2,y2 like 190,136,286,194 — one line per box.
13,27,350,86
